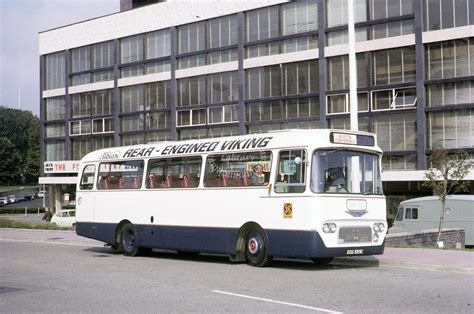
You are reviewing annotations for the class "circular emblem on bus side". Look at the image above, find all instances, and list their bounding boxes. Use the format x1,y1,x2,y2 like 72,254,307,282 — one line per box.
283,203,293,219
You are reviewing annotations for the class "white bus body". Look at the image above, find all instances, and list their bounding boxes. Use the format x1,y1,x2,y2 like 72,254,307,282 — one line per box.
391,195,474,245
76,129,387,266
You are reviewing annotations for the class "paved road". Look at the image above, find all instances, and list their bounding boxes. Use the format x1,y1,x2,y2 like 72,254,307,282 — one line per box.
1,231,473,313
0,198,47,210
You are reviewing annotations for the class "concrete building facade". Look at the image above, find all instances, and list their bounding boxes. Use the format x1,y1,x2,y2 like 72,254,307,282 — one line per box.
38,0,474,211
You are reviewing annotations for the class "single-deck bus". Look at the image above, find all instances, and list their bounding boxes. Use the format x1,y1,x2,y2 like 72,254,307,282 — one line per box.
76,129,387,267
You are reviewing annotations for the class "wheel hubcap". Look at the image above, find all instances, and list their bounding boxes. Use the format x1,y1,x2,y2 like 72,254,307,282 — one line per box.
248,238,259,254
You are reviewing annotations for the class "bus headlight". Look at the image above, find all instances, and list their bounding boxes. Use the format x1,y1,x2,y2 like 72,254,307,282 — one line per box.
373,223,385,233
373,232,379,243
322,223,337,233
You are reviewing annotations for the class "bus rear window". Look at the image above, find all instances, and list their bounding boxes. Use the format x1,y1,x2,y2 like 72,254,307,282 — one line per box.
204,151,271,187
97,160,144,190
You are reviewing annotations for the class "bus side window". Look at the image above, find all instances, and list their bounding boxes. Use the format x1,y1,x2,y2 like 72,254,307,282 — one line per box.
147,157,202,189
97,160,144,190
80,165,96,190
274,149,306,193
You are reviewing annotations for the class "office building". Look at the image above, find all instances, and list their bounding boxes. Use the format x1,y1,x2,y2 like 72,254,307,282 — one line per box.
39,0,474,210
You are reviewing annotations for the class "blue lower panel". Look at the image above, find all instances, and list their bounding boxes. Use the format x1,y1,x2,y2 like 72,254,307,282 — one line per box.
76,222,384,258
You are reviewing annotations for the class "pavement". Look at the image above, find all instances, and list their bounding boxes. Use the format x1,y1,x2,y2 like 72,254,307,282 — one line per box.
1,226,473,274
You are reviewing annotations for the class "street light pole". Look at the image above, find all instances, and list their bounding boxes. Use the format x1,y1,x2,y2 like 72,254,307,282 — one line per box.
348,0,358,131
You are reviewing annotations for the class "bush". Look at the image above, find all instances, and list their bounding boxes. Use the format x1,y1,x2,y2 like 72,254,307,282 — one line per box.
0,208,44,215
0,218,71,230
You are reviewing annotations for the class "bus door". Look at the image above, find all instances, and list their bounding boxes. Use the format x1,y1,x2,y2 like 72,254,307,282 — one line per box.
77,164,96,222
272,149,307,195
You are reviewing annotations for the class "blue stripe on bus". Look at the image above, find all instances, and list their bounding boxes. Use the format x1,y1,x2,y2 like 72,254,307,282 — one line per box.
76,222,384,258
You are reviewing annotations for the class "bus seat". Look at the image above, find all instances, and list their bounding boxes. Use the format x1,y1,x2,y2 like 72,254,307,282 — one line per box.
187,173,199,188
119,177,125,189
181,175,188,188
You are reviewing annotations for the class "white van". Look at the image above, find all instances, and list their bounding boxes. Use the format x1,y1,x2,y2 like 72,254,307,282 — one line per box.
390,195,474,245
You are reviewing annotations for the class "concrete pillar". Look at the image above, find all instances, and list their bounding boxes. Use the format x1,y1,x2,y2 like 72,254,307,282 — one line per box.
54,185,62,212
48,184,55,212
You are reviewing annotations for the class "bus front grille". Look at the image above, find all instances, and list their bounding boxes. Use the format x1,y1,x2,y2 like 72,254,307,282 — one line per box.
338,227,372,243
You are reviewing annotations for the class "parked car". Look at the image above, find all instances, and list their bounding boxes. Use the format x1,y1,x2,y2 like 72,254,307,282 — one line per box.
63,200,76,209
50,209,76,228
7,195,16,204
38,190,48,198
0,197,8,206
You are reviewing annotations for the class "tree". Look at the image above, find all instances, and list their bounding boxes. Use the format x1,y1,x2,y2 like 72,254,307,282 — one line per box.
0,107,40,185
0,137,21,184
423,147,473,244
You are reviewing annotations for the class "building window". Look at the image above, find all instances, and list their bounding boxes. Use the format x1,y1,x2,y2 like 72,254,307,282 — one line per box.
372,87,417,111
327,54,368,90
121,134,144,146
121,35,143,64
178,21,206,54
93,70,114,83
283,60,319,96
120,114,144,132
93,41,114,69
382,155,417,171
373,113,417,152
71,93,92,118
178,76,206,107
326,0,367,28
46,141,65,161
426,81,473,107
92,118,114,134
71,46,91,73
121,85,144,113
92,89,113,116
92,136,114,151
146,112,170,130
177,109,206,127
45,52,65,90
145,60,171,74
146,81,171,110
427,109,473,149
207,71,239,104
370,0,413,20
246,65,281,99
146,131,172,143
425,39,472,80
45,97,65,121
178,128,208,140
328,116,370,132
373,47,416,85
146,29,171,59
70,120,92,136
45,124,65,138
327,92,369,114
208,126,240,138
72,138,92,160
208,15,238,49
246,6,279,42
208,105,239,124
370,20,414,40
424,0,473,31
121,65,144,78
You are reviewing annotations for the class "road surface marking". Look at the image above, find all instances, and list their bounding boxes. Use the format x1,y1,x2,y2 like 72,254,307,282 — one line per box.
212,290,342,313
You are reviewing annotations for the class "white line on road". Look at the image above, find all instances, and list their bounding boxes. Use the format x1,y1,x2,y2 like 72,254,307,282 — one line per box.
212,290,343,313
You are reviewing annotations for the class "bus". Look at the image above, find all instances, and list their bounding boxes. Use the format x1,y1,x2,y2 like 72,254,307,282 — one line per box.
76,129,387,267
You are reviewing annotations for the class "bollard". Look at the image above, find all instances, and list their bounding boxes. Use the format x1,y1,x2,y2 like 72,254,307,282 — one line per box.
38,207,40,216
25,207,27,216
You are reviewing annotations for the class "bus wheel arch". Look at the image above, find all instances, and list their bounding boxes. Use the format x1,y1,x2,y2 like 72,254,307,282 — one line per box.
235,222,272,267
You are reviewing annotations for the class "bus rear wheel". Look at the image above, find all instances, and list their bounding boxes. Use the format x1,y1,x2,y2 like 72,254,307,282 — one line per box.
245,226,272,267
119,223,141,256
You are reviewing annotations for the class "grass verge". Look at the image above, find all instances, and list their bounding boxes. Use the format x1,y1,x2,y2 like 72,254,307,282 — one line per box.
0,218,72,231
0,186,39,194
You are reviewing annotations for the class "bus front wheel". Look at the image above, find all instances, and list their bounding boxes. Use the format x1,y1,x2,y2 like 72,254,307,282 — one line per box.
119,223,140,256
245,226,272,267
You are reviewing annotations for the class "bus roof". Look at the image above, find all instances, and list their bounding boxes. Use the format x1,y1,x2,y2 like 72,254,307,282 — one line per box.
80,129,382,163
